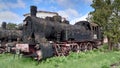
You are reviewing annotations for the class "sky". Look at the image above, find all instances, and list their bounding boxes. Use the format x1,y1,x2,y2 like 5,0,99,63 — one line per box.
0,0,93,25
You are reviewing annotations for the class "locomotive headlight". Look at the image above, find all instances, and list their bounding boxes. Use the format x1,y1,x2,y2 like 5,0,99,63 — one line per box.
93,34,97,39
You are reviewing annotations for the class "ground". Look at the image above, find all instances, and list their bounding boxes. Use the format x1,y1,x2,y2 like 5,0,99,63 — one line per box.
0,49,120,68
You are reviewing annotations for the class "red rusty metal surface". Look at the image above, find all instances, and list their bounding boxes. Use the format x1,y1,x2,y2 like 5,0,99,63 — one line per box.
53,40,101,56
16,44,29,52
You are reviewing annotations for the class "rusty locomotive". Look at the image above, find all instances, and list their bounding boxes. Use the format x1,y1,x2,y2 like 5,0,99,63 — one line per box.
23,6,102,43
0,6,102,59
22,6,102,56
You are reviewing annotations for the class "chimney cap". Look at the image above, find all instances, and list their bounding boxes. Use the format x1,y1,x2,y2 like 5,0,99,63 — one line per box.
30,5,37,17
30,5,37,8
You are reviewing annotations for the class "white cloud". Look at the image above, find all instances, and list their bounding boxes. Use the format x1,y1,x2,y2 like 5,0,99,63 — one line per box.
58,8,81,20
33,0,43,4
70,13,88,25
52,0,92,25
0,0,25,24
9,0,26,8
0,0,26,11
52,0,92,8
84,0,92,4
33,0,55,5
56,0,76,8
0,11,23,24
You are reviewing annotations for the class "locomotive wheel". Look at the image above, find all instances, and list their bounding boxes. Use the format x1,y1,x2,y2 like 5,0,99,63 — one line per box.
76,44,80,53
82,43,87,52
79,43,84,51
54,44,67,56
53,44,61,56
87,42,93,50
92,42,97,49
80,43,84,51
71,44,79,52
61,46,70,56
0,48,4,54
60,46,66,56
57,45,64,56
84,44,87,52
80,43,83,51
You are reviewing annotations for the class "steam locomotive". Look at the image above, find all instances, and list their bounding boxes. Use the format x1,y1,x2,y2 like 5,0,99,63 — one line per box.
21,6,102,56
23,6,102,44
0,6,102,58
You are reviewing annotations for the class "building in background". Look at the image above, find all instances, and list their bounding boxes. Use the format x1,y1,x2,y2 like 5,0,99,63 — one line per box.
24,11,59,19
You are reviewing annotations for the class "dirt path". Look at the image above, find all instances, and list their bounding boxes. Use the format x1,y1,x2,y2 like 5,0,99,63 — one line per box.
110,62,120,68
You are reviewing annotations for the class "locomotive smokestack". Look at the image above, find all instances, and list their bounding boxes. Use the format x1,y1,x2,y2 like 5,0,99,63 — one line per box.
2,22,6,29
30,6,37,17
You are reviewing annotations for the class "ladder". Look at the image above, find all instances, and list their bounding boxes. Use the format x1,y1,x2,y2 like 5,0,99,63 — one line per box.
56,32,61,42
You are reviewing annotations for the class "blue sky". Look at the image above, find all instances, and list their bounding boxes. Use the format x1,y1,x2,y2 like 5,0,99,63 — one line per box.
0,0,93,25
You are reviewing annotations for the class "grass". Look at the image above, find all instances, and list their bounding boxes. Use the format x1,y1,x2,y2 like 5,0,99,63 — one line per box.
0,46,120,68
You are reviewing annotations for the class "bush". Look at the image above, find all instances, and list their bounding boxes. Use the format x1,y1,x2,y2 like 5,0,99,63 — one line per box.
98,44,109,52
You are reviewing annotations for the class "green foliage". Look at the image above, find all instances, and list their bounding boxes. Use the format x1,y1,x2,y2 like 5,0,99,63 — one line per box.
91,0,120,49
90,0,120,44
6,23,17,30
90,0,112,26
0,51,120,68
17,23,23,30
98,44,109,52
101,65,109,68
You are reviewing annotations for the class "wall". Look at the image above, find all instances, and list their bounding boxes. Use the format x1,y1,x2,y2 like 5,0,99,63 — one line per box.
24,12,57,18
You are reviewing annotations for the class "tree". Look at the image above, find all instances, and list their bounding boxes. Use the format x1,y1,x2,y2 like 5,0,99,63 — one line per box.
17,23,23,30
90,0,120,50
110,0,120,44
7,23,17,30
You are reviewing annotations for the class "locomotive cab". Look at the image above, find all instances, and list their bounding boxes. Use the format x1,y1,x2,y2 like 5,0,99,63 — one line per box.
75,21,91,30
90,23,102,40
